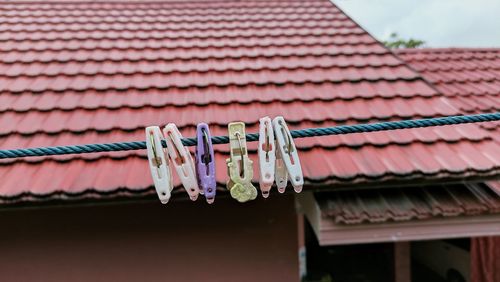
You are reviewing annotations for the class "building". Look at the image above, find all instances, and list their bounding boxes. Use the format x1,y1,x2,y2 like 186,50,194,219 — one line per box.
0,1,498,281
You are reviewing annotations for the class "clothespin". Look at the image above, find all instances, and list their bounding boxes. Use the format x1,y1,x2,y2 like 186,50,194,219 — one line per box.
272,116,304,193
145,126,173,204
275,147,288,193
258,117,275,198
163,124,200,201
226,122,257,203
195,123,216,204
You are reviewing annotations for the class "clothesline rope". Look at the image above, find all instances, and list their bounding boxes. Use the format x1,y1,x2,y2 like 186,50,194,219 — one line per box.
0,112,499,160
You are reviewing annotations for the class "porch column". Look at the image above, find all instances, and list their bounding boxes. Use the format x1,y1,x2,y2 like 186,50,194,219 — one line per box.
394,242,411,282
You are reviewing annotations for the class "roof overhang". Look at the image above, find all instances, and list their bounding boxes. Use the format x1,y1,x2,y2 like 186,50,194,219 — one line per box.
296,184,500,245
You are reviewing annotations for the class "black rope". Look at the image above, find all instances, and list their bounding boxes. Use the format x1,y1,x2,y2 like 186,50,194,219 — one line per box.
0,112,498,159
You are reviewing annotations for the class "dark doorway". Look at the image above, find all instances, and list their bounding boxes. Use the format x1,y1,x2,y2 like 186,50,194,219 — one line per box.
302,219,394,282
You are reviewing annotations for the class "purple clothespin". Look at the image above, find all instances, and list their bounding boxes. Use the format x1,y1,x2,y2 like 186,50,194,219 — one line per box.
196,123,216,204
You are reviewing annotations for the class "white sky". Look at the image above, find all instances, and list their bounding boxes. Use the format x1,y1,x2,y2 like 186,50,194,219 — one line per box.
333,0,500,48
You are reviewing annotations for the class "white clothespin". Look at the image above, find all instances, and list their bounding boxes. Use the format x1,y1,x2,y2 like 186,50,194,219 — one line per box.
272,116,304,193
145,126,173,204
163,124,200,201
258,117,275,198
275,147,288,193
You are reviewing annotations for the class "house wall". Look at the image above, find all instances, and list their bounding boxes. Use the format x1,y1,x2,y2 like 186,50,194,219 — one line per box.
0,195,299,282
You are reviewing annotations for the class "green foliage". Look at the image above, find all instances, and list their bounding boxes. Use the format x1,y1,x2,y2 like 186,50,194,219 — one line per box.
383,32,425,49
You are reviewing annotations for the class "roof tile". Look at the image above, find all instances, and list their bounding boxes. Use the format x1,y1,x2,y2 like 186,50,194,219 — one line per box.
398,48,500,139
0,97,466,136
1,140,498,203
0,1,498,203
317,183,500,224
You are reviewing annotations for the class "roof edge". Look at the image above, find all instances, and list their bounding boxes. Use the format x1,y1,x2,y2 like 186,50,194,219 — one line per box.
396,47,500,54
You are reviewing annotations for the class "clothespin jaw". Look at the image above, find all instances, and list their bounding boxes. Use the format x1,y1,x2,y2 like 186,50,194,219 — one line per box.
272,116,304,193
226,122,257,203
275,147,288,193
195,123,216,204
258,117,275,198
145,126,173,204
163,124,200,201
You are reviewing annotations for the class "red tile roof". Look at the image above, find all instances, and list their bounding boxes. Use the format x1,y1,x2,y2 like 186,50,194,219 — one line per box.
397,48,500,139
0,1,499,204
317,184,500,224
397,48,500,192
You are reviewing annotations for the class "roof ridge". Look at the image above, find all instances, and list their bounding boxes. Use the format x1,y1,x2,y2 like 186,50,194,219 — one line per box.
326,0,453,106
397,47,500,54
0,0,307,4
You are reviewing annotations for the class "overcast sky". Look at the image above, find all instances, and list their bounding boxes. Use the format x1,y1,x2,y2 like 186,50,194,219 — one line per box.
333,0,500,48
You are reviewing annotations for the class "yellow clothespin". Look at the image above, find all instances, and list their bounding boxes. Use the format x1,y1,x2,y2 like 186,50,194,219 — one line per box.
226,122,257,203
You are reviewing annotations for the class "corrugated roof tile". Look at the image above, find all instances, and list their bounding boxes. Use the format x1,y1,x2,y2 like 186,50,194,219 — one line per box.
318,183,500,224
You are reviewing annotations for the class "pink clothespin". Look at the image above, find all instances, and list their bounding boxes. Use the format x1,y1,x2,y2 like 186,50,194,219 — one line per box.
258,117,275,198
273,116,304,193
145,126,173,204
163,124,200,201
195,123,216,204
